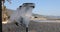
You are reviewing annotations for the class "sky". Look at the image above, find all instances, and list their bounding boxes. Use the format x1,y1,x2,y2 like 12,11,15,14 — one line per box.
4,0,60,16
